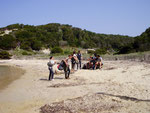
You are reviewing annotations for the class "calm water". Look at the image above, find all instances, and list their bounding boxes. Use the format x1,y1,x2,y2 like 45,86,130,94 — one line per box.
0,65,24,90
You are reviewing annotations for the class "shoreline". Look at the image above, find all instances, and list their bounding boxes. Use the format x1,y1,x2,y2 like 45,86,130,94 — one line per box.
0,59,150,113
0,64,25,91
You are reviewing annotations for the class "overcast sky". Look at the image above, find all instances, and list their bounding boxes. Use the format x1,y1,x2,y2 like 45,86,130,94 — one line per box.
0,0,150,36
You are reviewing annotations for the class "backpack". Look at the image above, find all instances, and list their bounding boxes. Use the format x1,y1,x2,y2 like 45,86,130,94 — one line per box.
57,64,64,70
71,57,76,64
47,61,53,67
58,61,64,70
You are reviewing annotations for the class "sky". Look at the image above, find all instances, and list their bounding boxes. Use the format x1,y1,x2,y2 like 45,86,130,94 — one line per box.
0,0,150,36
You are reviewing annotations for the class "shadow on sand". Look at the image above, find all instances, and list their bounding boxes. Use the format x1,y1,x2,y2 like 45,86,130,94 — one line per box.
39,77,64,81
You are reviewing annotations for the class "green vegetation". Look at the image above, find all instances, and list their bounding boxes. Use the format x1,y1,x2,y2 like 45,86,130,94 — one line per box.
0,51,12,59
0,23,134,52
133,27,150,52
51,47,63,54
13,48,36,56
63,49,73,55
102,51,150,62
22,51,32,55
50,47,75,56
95,48,107,55
117,27,150,54
0,35,16,50
0,23,150,55
87,48,107,55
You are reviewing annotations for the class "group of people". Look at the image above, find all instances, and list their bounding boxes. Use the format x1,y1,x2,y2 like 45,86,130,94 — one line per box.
64,50,82,70
83,53,103,70
47,51,103,81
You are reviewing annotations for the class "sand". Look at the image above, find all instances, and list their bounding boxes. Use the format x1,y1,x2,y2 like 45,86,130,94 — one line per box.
0,59,150,113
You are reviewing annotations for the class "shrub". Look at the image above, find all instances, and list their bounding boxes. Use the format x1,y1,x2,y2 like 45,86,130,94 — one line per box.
51,47,63,54
117,45,135,54
87,50,95,54
0,51,12,59
64,49,72,55
20,42,31,50
22,51,32,55
95,48,107,55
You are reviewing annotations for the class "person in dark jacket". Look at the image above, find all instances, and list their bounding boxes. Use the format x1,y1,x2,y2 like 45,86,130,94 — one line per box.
62,55,72,79
77,51,82,69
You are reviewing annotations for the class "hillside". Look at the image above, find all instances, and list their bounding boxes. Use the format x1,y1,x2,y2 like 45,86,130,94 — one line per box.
0,23,134,52
118,27,150,54
133,27,150,52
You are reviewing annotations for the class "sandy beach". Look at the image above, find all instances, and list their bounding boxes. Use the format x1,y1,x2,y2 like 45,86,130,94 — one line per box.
0,59,150,113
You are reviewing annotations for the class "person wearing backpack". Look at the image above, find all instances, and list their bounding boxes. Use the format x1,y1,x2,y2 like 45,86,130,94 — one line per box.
47,56,56,81
71,51,77,71
57,55,71,79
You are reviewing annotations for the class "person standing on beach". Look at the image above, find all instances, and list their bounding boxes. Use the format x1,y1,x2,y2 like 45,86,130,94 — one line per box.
62,55,72,79
77,50,82,69
64,55,72,70
99,55,103,68
47,56,56,81
71,51,77,71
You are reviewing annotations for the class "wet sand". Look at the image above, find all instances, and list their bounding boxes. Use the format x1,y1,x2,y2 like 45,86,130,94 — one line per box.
0,59,150,113
0,65,25,90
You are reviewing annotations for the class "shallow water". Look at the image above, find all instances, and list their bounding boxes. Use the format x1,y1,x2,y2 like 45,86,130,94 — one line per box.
0,65,25,90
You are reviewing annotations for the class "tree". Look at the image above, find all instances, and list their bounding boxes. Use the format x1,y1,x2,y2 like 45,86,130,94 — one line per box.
31,40,42,51
0,35,16,50
0,23,137,52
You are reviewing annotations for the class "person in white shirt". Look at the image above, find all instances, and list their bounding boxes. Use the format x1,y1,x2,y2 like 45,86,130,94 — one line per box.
47,56,56,81
71,51,75,70
64,55,72,70
100,56,103,68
